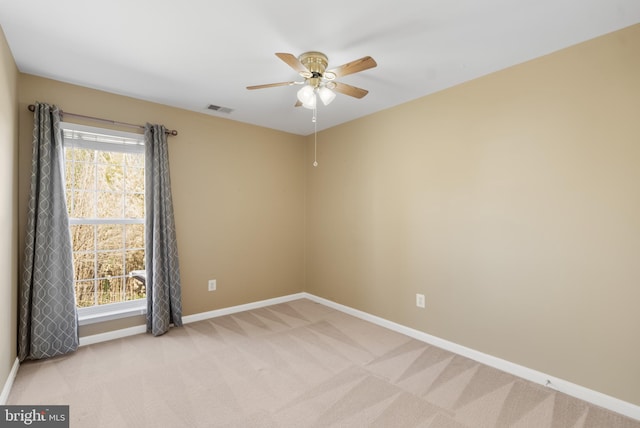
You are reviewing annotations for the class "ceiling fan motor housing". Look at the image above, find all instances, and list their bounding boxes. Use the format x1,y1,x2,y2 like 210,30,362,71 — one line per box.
298,51,330,87
298,52,328,73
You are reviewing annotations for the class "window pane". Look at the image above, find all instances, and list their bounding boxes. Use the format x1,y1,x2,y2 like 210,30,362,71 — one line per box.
126,166,144,190
97,277,123,304
97,251,124,279
68,147,95,163
73,252,96,281
96,191,124,217
66,162,95,191
125,193,144,218
125,224,144,249
125,249,145,274
75,280,96,307
125,153,144,168
70,225,95,252
96,224,123,251
111,277,126,303
97,164,124,192
64,159,76,189
65,191,73,217
70,190,95,217
97,150,124,165
125,276,146,301
79,148,96,162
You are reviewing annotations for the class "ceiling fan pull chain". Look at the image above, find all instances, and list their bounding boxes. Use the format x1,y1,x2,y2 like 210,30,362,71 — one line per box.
313,106,318,167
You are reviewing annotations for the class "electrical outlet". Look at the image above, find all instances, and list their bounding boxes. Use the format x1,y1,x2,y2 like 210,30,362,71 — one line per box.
208,279,217,291
416,293,425,308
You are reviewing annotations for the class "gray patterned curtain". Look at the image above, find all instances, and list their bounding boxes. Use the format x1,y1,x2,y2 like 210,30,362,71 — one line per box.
19,103,79,361
145,124,183,336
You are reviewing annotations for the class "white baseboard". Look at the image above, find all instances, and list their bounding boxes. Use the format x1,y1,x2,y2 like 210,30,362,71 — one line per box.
79,293,308,346
182,293,307,324
0,357,19,405
79,325,147,347
75,291,639,421
302,293,640,422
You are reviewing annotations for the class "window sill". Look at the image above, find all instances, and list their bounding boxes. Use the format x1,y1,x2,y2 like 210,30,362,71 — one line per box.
78,300,146,326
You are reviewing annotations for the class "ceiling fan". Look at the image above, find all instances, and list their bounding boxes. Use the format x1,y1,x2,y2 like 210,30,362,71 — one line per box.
246,51,377,109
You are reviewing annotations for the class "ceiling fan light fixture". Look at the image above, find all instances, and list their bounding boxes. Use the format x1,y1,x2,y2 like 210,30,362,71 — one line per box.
297,85,317,109
318,86,336,106
297,85,315,104
302,93,317,109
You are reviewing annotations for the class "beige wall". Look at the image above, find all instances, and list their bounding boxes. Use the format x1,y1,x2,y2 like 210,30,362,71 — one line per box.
0,25,19,396
306,24,640,405
17,75,306,336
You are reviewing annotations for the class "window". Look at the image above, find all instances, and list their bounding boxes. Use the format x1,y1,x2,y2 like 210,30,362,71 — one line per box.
62,122,146,324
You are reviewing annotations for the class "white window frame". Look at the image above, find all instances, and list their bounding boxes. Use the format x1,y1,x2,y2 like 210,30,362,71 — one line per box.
62,122,147,325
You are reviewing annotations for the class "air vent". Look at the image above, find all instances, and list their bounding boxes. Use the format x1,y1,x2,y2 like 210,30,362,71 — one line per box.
207,104,234,114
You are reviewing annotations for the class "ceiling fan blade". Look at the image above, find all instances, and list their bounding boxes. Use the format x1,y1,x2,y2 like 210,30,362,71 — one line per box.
246,81,299,90
275,53,313,78
294,100,302,107
332,82,369,99
327,56,377,78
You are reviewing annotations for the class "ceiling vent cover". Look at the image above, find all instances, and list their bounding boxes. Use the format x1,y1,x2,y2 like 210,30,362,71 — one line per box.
207,104,234,114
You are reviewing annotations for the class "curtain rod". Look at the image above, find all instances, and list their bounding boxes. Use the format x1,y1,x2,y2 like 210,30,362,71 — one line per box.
27,104,178,136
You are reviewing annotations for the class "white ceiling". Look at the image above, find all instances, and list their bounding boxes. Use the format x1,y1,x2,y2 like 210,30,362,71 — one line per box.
1,1,639,135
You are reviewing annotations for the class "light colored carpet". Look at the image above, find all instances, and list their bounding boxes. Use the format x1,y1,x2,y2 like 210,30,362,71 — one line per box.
8,298,639,427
